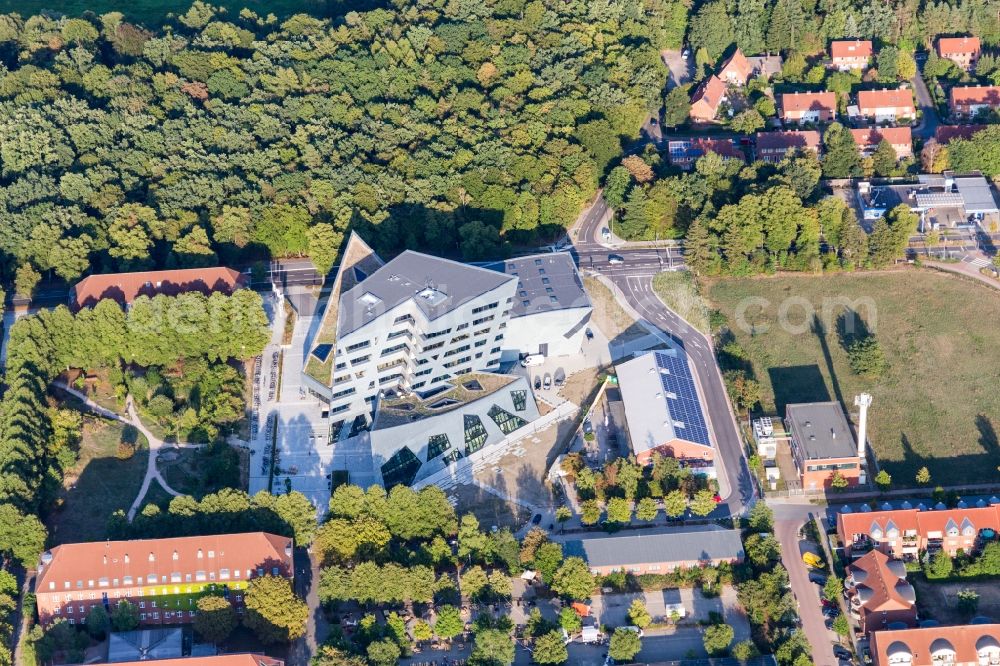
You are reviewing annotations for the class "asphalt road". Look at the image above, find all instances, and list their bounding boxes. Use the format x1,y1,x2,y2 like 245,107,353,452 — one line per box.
572,206,755,518
910,57,939,141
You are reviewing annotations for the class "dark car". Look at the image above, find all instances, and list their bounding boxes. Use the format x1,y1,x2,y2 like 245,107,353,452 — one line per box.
821,599,837,609
833,647,852,660
534,376,541,390
532,514,542,525
809,572,828,585
585,328,594,340
823,606,841,618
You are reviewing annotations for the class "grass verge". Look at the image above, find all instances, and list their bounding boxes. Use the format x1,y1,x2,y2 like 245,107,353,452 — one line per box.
705,269,1000,486
48,417,149,544
652,270,710,333
582,276,647,343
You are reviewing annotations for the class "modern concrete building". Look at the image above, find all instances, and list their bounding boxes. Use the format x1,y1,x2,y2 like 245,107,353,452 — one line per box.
871,624,1000,666
71,268,247,310
562,525,744,575
949,85,1000,118
837,503,1000,559
845,550,917,635
304,235,517,422
831,39,873,70
367,372,539,487
785,401,863,490
755,130,822,163
485,253,592,360
937,36,981,71
780,91,837,124
856,172,1000,228
616,349,714,473
34,533,293,627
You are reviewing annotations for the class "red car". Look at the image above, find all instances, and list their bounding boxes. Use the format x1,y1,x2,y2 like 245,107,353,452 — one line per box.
713,494,722,503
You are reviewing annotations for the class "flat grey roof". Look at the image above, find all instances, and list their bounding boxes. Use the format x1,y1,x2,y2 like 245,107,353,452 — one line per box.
561,525,744,568
338,250,516,337
955,175,1000,214
485,253,590,316
785,401,857,460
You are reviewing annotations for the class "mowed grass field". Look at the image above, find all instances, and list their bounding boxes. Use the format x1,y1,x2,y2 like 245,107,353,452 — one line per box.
1,0,336,27
706,269,1000,487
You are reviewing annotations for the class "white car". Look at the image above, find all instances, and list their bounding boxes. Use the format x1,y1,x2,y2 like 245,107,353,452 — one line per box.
608,254,624,265
602,227,611,240
521,354,544,367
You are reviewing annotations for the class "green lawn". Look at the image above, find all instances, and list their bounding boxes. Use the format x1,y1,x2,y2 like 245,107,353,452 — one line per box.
1,0,337,27
706,269,1000,487
48,417,149,544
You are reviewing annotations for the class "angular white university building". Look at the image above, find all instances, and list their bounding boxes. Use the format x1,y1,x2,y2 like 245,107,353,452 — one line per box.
302,236,592,490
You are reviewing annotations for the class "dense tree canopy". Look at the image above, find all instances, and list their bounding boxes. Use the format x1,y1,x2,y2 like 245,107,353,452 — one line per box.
0,0,681,283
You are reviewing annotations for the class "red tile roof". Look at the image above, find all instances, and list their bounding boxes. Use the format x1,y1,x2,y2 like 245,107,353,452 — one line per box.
858,89,915,112
690,75,727,120
847,550,916,614
850,126,912,148
113,656,283,666
780,91,837,114
755,130,822,153
831,40,873,59
937,36,981,56
950,85,1000,107
36,533,294,594
871,624,1000,666
719,49,751,84
935,124,987,143
72,267,246,309
838,505,1000,543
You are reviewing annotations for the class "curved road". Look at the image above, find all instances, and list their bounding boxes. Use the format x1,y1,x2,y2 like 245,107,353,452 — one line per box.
571,202,756,517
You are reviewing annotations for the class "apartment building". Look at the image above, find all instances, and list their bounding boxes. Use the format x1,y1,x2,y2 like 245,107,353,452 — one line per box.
786,401,863,490
755,130,822,163
837,504,1000,559
780,91,837,124
35,533,294,627
831,40,873,70
71,268,247,310
950,85,1000,118
937,36,981,71
845,550,917,635
690,75,727,122
113,656,283,666
308,248,517,421
871,624,1000,666
857,89,916,123
851,127,913,159
667,137,747,169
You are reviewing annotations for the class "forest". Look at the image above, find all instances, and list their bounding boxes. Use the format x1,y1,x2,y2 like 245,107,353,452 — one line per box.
0,0,683,290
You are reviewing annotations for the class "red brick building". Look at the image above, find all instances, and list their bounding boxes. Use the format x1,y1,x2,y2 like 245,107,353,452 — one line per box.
857,89,916,123
837,504,1000,560
755,130,822,163
831,40,873,70
718,49,752,86
935,124,987,144
35,533,294,627
937,36,981,71
690,75,727,122
949,86,1000,118
780,91,837,124
850,127,913,158
785,402,864,490
116,656,283,666
667,137,747,169
72,267,247,310
871,624,1000,666
845,550,917,635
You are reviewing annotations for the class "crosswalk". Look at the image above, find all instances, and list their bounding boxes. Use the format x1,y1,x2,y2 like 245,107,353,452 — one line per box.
967,256,992,268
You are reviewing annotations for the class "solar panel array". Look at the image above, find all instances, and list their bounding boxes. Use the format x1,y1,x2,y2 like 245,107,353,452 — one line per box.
654,350,711,446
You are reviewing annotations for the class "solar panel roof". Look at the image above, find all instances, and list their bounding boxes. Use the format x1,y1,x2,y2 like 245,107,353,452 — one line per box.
654,350,711,446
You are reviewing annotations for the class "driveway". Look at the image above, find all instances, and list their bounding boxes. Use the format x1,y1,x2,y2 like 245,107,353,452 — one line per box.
774,503,837,666
662,49,692,89
910,67,939,140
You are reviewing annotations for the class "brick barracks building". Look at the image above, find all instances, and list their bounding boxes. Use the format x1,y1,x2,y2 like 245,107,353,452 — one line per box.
34,533,293,627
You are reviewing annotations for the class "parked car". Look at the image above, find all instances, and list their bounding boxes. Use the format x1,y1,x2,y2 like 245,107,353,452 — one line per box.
802,552,825,568
823,606,841,618
534,376,542,390
809,571,828,585
543,374,552,390
602,227,611,240
521,354,544,367
833,647,852,660
821,599,837,609
585,328,594,340
532,513,542,525
583,419,593,434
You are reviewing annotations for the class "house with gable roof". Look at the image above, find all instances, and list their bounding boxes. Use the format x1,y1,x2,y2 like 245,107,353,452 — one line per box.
845,550,917,635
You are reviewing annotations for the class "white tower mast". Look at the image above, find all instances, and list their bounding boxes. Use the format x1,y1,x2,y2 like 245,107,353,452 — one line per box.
854,393,872,460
